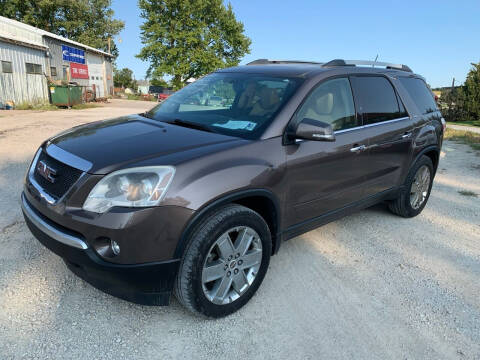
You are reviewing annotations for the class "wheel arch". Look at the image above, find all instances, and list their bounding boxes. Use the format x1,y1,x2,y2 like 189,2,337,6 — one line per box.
174,189,282,259
414,145,440,174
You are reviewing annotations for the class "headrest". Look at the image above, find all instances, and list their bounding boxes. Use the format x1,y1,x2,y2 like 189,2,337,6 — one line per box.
314,92,334,115
259,87,280,110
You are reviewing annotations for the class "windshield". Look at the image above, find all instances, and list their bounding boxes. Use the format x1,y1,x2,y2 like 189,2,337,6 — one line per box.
145,72,303,139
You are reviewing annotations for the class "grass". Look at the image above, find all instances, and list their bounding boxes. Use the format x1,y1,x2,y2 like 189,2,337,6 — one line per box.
458,190,478,197
15,102,58,111
447,119,480,127
126,94,158,102
71,103,99,110
444,128,480,151
13,102,99,111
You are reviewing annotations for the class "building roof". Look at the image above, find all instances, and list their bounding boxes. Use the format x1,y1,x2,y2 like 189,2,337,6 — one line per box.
0,16,112,57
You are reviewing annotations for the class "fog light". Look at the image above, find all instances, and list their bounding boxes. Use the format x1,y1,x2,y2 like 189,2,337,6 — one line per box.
111,240,120,255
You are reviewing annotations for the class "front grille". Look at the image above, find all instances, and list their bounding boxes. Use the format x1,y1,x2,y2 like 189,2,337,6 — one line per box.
32,150,83,200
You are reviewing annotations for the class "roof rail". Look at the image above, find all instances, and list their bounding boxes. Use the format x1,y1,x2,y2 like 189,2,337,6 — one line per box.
322,59,413,73
247,59,323,65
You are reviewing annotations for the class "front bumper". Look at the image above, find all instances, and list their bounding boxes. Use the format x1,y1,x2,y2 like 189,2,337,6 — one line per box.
22,193,180,305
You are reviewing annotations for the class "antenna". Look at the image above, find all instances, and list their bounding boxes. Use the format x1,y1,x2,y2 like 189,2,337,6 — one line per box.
373,54,379,68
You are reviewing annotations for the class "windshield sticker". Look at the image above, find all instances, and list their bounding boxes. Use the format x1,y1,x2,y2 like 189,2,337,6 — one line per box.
212,120,257,131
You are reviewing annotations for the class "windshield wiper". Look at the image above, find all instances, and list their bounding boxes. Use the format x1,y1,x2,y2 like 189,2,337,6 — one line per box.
170,118,217,133
139,111,154,119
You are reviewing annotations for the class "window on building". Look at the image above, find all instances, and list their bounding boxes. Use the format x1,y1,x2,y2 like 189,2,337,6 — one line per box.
96,76,99,80
91,76,94,80
26,63,42,75
1,61,13,73
50,67,57,77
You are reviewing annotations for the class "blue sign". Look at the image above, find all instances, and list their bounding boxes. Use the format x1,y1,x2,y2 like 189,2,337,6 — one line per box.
62,45,85,64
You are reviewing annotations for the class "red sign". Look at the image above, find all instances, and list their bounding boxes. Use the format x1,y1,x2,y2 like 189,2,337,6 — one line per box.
70,63,89,79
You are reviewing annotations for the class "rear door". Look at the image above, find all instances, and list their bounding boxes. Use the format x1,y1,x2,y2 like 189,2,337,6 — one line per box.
350,75,414,197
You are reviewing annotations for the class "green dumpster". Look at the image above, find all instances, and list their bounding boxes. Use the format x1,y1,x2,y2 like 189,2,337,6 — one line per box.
49,85,83,107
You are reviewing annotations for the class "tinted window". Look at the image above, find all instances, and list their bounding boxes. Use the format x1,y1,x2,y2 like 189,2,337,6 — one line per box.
352,76,402,125
147,72,303,140
399,77,438,115
295,78,357,131
2,61,12,73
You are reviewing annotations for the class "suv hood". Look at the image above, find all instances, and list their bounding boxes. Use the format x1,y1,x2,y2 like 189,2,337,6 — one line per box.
47,115,243,174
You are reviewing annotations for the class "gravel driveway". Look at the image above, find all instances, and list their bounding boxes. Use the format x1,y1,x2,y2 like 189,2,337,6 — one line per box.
1,100,479,359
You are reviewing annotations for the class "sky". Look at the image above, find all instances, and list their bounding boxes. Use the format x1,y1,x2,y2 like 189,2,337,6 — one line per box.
112,0,480,88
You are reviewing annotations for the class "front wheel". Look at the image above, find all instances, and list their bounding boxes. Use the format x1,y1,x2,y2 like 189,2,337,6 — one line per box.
388,155,434,218
174,204,271,317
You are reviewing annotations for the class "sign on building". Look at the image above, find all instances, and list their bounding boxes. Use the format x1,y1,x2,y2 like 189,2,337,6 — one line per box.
70,63,89,79
62,45,86,64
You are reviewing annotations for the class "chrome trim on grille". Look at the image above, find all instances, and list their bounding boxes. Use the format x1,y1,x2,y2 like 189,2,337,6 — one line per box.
28,148,86,205
21,195,88,250
46,144,92,172
28,149,57,205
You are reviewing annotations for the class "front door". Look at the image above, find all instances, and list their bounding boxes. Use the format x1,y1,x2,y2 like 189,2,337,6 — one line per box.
285,77,371,228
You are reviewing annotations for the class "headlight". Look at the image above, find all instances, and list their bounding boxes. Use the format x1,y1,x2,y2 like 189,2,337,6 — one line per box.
83,166,175,213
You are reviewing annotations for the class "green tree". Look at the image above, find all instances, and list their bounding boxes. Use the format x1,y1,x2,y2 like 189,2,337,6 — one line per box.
114,67,135,88
0,0,124,57
137,0,251,89
150,77,168,88
463,62,480,121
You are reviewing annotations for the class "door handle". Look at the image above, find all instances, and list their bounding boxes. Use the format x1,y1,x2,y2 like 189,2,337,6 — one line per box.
350,145,366,153
402,132,412,139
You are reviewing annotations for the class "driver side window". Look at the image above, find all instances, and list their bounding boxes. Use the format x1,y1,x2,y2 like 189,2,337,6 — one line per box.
295,78,358,131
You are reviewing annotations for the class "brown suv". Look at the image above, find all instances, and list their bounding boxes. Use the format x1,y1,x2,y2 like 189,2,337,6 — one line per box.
21,59,444,317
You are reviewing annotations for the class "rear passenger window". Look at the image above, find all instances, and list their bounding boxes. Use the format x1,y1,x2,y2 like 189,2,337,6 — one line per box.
295,78,358,131
352,76,402,125
399,77,438,115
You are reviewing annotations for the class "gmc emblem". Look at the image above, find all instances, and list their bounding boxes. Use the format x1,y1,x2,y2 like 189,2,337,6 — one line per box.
36,160,57,183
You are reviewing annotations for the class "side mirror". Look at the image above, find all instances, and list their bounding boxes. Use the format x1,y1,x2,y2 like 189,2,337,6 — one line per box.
295,118,335,142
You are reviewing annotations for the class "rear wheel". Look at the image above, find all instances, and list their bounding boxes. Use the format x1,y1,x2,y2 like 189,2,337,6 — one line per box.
174,204,271,317
388,155,434,218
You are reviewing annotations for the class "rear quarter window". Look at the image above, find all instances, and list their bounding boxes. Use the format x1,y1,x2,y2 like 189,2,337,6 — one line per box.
399,77,438,115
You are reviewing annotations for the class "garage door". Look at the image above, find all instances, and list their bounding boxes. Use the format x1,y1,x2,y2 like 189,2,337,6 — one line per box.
86,53,105,97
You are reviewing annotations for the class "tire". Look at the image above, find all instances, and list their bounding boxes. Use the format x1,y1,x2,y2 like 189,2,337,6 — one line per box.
174,204,272,318
388,155,434,218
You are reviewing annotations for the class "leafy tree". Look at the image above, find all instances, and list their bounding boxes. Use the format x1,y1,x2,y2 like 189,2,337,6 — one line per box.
114,67,135,88
137,0,251,89
463,62,480,121
150,77,168,88
0,0,124,57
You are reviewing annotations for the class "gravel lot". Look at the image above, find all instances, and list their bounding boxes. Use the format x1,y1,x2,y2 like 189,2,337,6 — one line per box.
1,100,479,359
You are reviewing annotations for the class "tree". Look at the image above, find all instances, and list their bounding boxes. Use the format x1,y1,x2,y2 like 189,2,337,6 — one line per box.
137,0,251,89
463,62,480,121
0,0,124,57
150,77,168,88
114,68,135,89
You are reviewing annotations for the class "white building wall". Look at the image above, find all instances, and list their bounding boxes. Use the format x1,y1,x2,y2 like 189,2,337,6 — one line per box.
86,52,105,97
0,40,48,105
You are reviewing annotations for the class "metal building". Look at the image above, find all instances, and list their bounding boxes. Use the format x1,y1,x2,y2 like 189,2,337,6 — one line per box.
0,16,114,106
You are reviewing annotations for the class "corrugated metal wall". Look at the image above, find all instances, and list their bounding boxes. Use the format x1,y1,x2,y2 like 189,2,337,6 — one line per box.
44,37,89,87
105,59,114,96
0,40,48,105
86,52,105,97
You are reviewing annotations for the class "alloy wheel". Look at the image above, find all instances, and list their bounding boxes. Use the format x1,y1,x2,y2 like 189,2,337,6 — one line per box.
202,226,263,305
410,165,431,210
